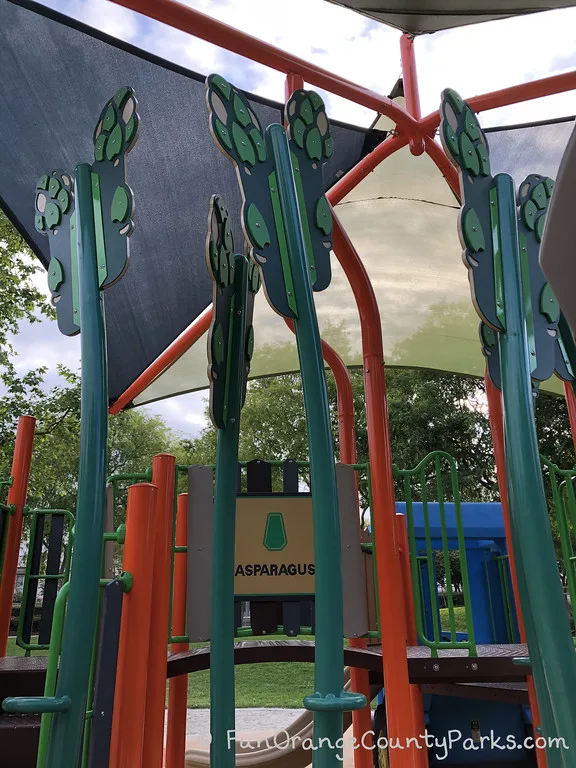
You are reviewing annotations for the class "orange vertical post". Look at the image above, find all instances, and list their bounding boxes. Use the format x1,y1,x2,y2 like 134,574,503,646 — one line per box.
0,415,36,656
400,33,424,156
563,381,576,453
109,482,157,768
485,373,546,768
165,493,189,768
143,454,177,768
396,513,427,765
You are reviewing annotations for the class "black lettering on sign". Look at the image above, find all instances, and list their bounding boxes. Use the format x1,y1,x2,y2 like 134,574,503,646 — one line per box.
235,563,315,575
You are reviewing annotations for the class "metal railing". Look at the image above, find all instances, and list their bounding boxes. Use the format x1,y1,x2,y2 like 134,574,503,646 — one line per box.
394,451,477,657
16,509,74,654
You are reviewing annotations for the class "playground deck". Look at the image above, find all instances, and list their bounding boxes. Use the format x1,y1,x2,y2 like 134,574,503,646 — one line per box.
167,640,529,687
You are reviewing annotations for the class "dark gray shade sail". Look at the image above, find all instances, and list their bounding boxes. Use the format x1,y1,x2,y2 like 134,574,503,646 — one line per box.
0,0,382,403
323,0,576,34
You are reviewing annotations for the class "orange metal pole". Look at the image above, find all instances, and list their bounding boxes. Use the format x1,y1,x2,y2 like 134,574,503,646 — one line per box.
143,454,177,768
396,513,427,766
331,214,422,766
165,493,189,768
563,381,576,453
419,70,576,136
285,72,304,101
285,317,373,768
329,133,409,206
400,34,425,156
109,306,212,415
423,136,459,198
0,415,36,656
109,482,157,768
484,373,546,768
109,0,419,134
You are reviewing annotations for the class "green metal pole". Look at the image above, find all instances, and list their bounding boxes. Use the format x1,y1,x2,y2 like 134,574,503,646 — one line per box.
210,256,248,768
496,173,576,765
36,583,69,768
267,124,365,768
45,163,109,767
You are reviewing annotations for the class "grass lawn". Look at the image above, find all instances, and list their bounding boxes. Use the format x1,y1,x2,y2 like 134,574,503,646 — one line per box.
186,661,314,709
439,605,467,633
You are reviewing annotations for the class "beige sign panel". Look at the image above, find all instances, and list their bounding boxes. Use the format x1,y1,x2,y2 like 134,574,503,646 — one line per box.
234,496,315,596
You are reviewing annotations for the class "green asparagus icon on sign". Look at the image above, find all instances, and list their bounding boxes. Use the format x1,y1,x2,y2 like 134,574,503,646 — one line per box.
34,87,140,336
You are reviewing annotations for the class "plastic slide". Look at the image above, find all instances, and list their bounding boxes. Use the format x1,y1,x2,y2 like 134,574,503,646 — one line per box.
185,672,369,768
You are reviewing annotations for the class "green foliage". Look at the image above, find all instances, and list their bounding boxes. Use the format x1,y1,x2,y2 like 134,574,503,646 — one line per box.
0,211,54,376
182,368,498,510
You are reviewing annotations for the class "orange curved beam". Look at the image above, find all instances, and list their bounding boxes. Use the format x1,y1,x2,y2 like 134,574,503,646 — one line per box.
284,316,373,768
109,305,212,414
331,213,425,765
424,136,460,198
419,70,576,136
109,0,419,135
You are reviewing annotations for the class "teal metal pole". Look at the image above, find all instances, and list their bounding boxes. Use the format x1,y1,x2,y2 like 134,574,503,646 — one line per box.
210,256,248,768
496,173,576,766
267,124,365,768
45,163,108,767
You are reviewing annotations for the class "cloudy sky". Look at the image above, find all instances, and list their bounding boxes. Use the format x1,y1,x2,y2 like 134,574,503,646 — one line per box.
8,0,576,439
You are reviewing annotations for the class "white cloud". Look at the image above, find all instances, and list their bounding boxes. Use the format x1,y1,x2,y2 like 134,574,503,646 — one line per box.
144,391,209,436
416,8,576,126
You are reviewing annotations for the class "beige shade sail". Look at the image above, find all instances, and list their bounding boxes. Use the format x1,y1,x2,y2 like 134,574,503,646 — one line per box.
133,111,569,407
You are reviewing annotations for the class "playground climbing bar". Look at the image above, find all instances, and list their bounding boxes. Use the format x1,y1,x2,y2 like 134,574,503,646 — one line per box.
110,482,157,768
0,415,36,657
143,454,177,768
165,493,189,768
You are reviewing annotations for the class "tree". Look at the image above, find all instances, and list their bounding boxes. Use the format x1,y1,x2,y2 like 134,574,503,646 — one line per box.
21,369,183,518
182,367,498,508
0,211,55,465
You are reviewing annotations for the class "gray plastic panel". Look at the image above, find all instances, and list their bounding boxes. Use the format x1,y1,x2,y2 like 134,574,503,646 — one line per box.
186,466,214,642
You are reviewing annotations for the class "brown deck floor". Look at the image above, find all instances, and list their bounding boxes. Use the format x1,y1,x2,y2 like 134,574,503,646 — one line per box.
168,640,530,685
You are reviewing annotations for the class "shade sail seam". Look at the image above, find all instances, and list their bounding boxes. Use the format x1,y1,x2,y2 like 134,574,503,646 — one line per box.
337,195,459,209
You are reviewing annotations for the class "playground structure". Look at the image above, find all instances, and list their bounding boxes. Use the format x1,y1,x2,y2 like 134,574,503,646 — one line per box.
2,1,576,767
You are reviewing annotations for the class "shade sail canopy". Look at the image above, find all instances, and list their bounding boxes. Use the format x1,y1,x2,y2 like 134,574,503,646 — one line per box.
133,113,576,407
323,0,576,34
1,0,575,410
0,0,381,403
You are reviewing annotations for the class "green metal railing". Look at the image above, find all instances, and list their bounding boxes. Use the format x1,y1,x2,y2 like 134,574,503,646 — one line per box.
494,554,518,643
394,451,477,657
540,455,576,617
16,509,75,654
